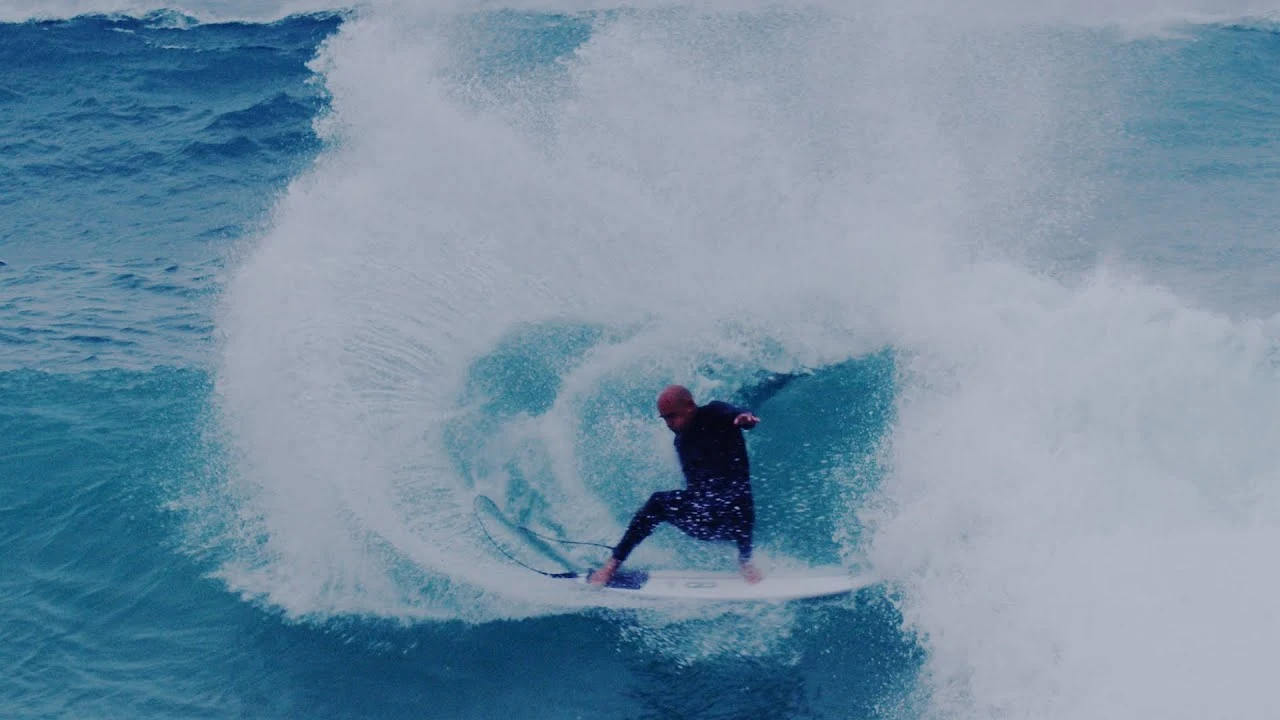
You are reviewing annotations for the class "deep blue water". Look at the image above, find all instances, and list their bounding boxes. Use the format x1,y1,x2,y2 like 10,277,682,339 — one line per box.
5,6,1280,719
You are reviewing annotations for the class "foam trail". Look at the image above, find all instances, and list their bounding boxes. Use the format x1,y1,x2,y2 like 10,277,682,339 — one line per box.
214,4,983,620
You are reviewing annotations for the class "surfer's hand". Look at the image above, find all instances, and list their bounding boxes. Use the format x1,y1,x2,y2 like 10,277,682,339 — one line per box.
733,413,759,429
588,558,619,586
740,560,763,584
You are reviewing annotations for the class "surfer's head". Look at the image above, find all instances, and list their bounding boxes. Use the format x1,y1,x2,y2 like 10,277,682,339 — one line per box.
657,385,697,433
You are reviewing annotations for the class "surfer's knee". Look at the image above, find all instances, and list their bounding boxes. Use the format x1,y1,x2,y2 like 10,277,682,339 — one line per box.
642,491,678,518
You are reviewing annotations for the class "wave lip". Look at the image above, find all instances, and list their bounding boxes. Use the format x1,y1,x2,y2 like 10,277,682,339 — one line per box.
867,264,1280,720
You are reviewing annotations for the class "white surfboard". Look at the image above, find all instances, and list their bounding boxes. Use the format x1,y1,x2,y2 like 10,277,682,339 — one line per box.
576,566,870,601
472,495,870,602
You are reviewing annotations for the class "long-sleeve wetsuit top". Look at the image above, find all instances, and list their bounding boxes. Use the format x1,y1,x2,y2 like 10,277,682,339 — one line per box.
609,401,756,564
675,401,751,497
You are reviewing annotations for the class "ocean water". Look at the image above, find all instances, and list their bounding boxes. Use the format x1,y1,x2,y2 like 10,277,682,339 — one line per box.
5,2,1280,718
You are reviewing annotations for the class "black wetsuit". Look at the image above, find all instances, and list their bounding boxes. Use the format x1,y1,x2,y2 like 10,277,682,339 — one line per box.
611,401,755,563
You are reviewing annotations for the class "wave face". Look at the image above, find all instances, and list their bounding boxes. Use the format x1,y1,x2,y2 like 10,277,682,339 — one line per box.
8,2,1280,718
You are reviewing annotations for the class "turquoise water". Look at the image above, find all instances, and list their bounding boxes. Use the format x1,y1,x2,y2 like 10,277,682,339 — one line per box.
5,4,1280,719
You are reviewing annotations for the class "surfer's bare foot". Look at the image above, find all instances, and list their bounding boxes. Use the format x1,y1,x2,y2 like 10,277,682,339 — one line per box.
740,561,763,584
588,558,619,586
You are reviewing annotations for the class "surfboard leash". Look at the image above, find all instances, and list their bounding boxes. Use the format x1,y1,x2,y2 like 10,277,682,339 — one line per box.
472,496,616,579
509,524,615,551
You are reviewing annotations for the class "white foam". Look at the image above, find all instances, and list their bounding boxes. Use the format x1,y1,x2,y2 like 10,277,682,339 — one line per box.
213,0,1076,601
215,3,943,622
866,265,1280,719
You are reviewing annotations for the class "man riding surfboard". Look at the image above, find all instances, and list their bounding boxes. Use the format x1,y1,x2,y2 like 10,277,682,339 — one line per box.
589,385,763,586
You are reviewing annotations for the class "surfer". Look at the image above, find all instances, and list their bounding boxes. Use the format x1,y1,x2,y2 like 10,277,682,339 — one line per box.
589,385,764,586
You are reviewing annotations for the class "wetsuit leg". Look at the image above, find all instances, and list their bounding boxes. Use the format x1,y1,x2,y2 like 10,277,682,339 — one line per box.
611,490,755,563
672,493,754,562
611,490,688,563
730,494,754,562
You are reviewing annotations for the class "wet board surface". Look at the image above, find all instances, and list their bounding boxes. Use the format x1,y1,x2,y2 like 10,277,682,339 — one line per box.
577,566,871,601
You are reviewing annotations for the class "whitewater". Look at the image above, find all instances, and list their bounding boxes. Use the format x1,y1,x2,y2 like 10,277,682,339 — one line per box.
4,0,1280,718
